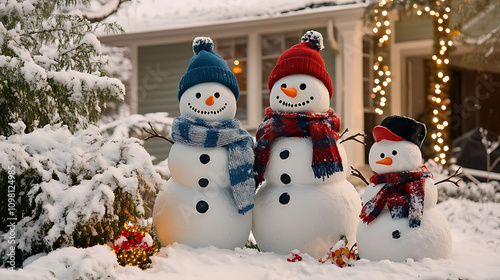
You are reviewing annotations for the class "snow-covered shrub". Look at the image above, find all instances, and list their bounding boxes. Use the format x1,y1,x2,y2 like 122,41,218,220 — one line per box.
0,0,124,136
427,160,500,203
0,122,164,268
99,112,174,179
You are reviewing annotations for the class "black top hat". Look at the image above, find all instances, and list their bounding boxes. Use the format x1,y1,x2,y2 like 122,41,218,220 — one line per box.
372,116,427,148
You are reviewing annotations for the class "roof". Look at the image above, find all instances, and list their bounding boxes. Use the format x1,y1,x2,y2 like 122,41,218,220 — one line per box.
103,0,365,34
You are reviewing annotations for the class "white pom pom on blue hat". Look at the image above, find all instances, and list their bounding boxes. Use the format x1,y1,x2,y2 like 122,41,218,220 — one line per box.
301,30,324,51
192,37,214,54
178,37,239,101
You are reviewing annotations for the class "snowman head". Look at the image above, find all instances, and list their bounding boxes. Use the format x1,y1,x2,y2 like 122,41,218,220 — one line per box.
270,74,330,113
179,82,237,121
178,37,239,121
369,116,427,174
369,140,422,173
268,30,333,112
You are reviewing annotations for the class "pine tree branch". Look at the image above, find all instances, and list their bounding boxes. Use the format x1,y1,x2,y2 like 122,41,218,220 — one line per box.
143,122,174,144
82,0,131,23
435,167,463,187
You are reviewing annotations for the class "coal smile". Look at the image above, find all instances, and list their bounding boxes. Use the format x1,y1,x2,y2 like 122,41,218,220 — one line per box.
188,102,228,115
276,95,314,108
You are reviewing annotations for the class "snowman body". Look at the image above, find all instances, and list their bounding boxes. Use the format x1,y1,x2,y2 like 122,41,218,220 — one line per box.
356,138,452,261
253,137,361,258
153,62,253,251
154,143,252,249
253,71,361,258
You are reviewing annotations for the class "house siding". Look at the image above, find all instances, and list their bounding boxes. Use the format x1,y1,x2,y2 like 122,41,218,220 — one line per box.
138,42,193,163
395,16,434,42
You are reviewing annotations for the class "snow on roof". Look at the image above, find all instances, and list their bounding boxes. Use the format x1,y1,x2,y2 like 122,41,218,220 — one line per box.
102,0,364,34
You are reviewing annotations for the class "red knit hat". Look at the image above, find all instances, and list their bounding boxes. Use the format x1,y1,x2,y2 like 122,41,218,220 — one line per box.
268,30,333,99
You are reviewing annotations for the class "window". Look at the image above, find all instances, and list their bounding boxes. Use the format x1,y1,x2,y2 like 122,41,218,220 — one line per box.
261,31,302,113
216,37,248,122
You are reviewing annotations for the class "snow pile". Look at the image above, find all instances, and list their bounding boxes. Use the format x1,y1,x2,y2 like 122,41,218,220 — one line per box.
2,196,499,280
0,122,165,267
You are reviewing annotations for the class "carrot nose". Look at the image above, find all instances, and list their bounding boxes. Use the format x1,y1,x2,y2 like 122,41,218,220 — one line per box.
376,157,393,165
205,95,214,106
281,87,297,98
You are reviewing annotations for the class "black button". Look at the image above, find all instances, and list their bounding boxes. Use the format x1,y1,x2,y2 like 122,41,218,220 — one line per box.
198,178,209,188
279,192,290,205
196,200,209,213
392,230,401,239
279,150,290,160
199,154,210,164
280,173,291,184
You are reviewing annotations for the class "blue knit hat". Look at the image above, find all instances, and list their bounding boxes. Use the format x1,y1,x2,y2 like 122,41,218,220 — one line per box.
178,37,239,101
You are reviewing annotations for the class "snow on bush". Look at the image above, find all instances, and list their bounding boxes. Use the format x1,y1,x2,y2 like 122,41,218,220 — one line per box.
99,112,174,179
0,0,125,136
0,122,165,268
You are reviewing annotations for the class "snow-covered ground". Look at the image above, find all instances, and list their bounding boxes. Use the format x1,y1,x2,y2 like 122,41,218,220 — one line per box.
2,196,499,280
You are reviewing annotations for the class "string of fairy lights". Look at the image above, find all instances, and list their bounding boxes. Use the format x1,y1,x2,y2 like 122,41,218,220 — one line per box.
415,0,453,165
371,0,392,116
370,0,453,165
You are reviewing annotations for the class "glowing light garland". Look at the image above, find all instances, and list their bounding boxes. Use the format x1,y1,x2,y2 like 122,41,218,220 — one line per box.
370,0,453,165
371,0,393,116
414,0,453,165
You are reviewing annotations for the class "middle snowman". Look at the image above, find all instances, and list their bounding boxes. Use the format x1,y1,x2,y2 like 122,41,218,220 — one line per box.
253,30,361,258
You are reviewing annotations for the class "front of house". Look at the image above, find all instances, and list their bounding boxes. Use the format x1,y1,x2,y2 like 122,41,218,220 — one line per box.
99,1,500,168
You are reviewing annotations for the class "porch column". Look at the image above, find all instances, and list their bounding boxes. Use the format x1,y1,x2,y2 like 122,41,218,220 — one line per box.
335,17,365,168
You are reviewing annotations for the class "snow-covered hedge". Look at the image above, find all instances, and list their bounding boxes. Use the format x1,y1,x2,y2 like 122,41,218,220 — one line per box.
427,161,500,203
0,122,164,268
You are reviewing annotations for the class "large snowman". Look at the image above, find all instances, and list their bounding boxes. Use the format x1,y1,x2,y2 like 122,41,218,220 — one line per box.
357,116,452,261
153,37,255,249
252,31,361,258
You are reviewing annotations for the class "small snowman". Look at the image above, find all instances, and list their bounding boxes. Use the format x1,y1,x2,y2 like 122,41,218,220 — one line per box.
153,37,255,250
357,116,452,261
252,31,361,258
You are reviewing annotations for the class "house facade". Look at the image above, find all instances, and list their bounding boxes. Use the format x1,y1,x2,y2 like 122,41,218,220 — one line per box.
99,1,500,167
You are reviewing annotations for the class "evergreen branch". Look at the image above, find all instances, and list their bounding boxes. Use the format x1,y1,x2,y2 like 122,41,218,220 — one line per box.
143,122,174,144
435,167,463,187
350,166,369,185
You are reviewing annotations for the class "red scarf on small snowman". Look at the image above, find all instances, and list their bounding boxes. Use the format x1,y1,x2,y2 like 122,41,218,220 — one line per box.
359,165,432,228
254,107,343,186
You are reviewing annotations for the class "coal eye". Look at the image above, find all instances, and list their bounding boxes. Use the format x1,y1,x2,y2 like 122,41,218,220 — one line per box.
281,83,287,88
195,92,201,99
380,153,385,158
299,83,307,90
392,150,397,156
214,92,220,98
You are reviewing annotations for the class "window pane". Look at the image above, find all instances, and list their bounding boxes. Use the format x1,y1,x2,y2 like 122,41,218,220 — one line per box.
233,60,247,91
218,44,232,60
262,58,277,90
262,35,282,56
236,93,247,121
363,56,370,78
262,92,270,111
235,41,247,58
285,32,300,49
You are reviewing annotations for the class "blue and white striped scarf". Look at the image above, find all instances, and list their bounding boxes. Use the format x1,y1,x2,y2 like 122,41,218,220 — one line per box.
171,115,255,214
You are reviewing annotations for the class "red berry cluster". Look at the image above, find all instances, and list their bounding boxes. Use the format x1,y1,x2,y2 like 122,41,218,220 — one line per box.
287,249,303,262
113,230,154,252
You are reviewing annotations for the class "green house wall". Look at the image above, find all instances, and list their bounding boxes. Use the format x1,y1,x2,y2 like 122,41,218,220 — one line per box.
395,16,434,42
